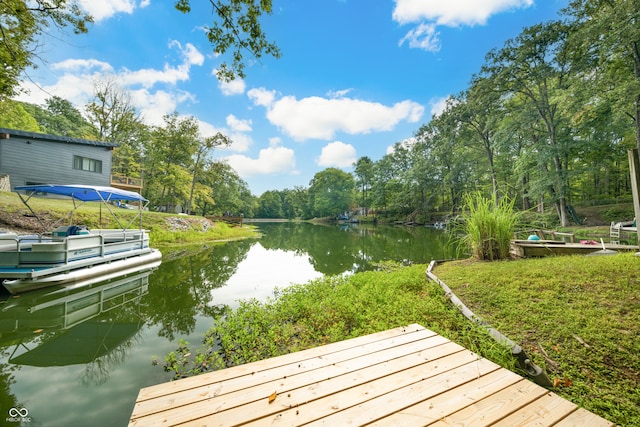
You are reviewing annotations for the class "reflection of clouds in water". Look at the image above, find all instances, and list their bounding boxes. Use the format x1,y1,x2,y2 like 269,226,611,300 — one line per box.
209,242,323,308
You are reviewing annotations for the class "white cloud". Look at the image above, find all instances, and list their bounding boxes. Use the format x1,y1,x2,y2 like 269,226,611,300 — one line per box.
226,132,253,152
392,0,534,26
399,23,440,52
226,114,252,132
255,94,423,141
247,87,276,107
52,58,114,73
218,76,246,96
120,42,203,88
15,68,103,107
317,141,357,168
393,0,534,51
197,120,225,138
129,88,195,125
327,88,353,98
269,137,282,147
78,0,138,22
180,42,205,66
224,146,297,177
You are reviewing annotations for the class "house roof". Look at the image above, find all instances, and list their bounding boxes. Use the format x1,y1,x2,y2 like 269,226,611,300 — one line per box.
0,127,118,148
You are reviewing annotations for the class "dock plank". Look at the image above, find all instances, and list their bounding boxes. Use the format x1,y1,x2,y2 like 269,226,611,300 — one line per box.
135,324,429,402
129,324,613,427
368,370,524,427
555,408,616,427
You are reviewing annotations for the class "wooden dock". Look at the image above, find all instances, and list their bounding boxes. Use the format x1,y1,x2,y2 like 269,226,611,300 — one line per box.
129,324,613,426
206,216,243,227
510,239,638,258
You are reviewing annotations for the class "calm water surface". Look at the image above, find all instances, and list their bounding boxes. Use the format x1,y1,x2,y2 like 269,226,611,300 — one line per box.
0,222,453,427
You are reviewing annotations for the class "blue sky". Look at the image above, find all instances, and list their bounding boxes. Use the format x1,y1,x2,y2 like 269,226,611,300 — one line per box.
17,0,567,195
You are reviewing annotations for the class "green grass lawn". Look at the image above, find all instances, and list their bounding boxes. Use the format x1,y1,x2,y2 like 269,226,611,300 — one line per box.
434,254,640,426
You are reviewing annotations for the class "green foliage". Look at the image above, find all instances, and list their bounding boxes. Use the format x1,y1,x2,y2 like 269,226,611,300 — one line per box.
308,168,355,217
174,0,281,82
44,96,98,138
460,191,520,260
598,206,636,223
163,264,512,376
200,161,255,217
85,78,144,146
257,190,284,218
0,100,39,131
519,210,560,229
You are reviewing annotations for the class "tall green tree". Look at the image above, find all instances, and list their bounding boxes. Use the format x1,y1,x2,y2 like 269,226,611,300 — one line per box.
85,78,141,143
187,132,230,214
308,168,354,218
353,156,374,215
257,190,284,218
456,76,508,200
85,81,151,180
481,21,574,225
145,113,200,211
200,161,254,217
0,1,92,99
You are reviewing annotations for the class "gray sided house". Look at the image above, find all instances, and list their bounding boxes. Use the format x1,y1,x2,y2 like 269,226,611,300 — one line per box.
0,128,117,189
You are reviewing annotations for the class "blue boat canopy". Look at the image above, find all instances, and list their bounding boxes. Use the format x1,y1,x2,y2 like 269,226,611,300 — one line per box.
15,185,147,202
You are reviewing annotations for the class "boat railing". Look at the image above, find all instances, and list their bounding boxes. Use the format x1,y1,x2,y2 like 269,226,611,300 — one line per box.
0,229,150,268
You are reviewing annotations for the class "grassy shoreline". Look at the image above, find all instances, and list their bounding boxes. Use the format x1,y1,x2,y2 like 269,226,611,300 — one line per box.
165,257,639,426
0,191,257,245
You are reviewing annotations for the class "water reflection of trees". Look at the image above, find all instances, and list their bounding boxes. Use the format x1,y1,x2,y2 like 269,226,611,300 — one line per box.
257,223,455,275
143,240,253,340
141,225,455,342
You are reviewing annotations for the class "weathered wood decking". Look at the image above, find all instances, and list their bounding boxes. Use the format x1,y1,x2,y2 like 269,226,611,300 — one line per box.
129,324,613,426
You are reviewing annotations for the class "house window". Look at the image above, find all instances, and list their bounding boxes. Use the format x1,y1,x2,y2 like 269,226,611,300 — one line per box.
73,155,102,173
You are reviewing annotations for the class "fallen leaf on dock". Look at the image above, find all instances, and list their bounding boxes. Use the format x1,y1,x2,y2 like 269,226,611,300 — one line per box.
553,377,573,388
268,391,277,404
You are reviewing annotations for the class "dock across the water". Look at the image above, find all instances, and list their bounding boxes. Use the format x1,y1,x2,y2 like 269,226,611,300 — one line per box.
129,324,613,426
206,215,244,226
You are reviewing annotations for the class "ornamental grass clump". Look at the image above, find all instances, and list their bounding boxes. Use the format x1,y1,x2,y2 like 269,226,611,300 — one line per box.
461,191,519,260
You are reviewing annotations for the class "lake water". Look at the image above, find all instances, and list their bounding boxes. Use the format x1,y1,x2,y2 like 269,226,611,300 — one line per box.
0,222,454,427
